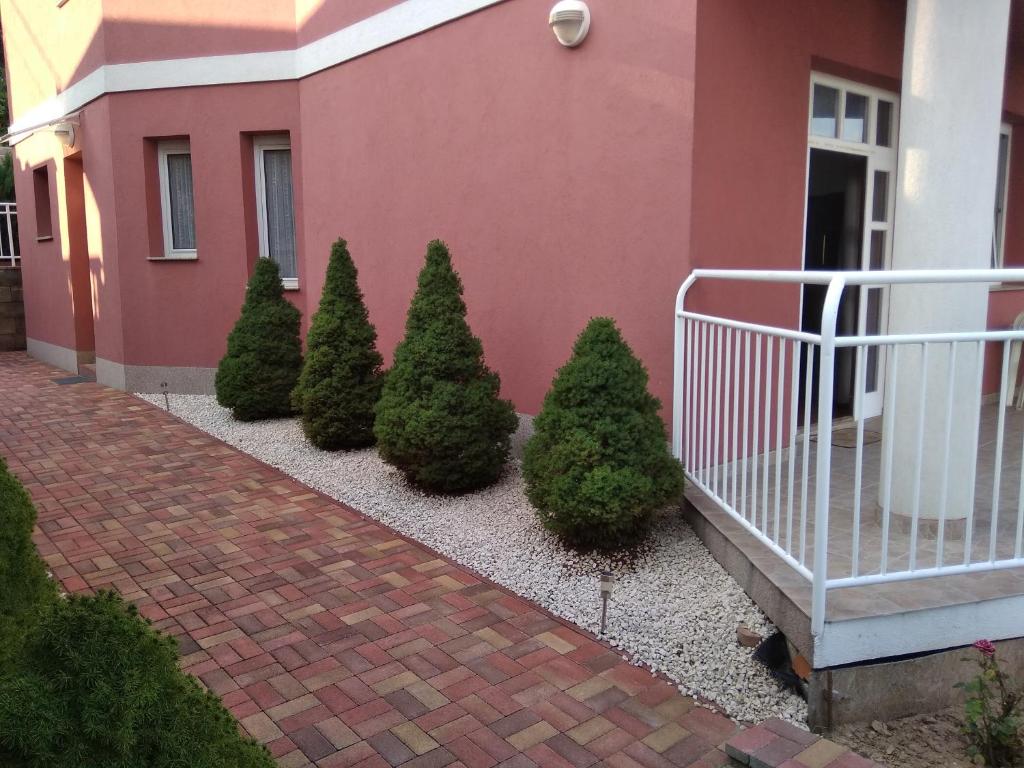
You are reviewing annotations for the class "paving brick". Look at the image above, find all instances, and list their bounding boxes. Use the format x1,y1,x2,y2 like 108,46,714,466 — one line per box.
0,354,882,768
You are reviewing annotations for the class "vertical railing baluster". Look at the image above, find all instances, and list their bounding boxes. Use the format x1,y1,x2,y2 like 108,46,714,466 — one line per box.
752,335,762,526
762,337,774,534
732,332,741,510
713,324,723,498
722,328,733,507
741,331,751,522
936,342,956,569
800,344,813,566
964,341,985,565
786,340,800,556
688,319,696,475
698,322,708,488
909,343,929,572
851,343,867,578
989,341,1011,563
773,340,785,544
880,345,899,575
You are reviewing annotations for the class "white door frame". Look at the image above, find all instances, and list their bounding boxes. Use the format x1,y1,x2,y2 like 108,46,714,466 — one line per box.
803,72,900,420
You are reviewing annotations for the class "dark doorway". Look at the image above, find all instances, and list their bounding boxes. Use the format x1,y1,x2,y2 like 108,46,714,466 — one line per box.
800,148,866,421
63,156,95,367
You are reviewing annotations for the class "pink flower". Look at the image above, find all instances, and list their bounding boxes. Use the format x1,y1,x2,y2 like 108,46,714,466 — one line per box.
974,639,997,658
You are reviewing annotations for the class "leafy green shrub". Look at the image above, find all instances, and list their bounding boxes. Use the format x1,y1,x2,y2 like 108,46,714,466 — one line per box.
0,457,57,666
0,590,275,768
374,239,517,493
956,640,1023,766
523,317,684,548
216,257,302,421
292,239,384,449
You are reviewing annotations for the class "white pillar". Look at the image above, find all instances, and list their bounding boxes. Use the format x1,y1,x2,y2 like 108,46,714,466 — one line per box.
885,0,1010,521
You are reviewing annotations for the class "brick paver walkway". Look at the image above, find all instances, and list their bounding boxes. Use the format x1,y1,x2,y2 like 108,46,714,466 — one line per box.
0,353,739,768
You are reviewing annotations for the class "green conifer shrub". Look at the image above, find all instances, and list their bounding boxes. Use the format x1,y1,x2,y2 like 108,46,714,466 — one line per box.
523,317,684,548
292,239,384,449
374,240,517,493
0,457,57,666
215,258,302,421
0,591,275,768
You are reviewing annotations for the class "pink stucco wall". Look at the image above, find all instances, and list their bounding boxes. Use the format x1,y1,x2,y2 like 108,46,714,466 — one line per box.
7,0,1024,411
297,0,699,414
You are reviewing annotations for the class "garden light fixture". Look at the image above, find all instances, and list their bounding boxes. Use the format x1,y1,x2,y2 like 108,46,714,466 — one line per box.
599,570,614,633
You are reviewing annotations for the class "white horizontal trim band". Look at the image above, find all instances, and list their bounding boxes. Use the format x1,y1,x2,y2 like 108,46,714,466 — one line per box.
9,0,505,142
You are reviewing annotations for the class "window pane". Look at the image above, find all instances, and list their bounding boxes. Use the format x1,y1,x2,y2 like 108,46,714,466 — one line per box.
811,85,838,138
263,149,296,279
993,132,1010,267
865,288,881,393
869,229,885,270
166,153,195,250
876,100,893,147
872,171,889,223
843,92,868,142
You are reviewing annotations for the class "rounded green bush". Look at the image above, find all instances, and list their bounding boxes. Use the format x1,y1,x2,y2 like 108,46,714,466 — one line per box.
374,239,517,493
0,457,57,666
292,239,384,450
523,317,684,549
216,258,302,421
0,591,275,768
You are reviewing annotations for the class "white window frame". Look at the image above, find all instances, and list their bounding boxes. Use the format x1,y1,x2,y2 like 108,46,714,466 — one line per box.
993,123,1012,268
253,135,298,290
156,140,197,260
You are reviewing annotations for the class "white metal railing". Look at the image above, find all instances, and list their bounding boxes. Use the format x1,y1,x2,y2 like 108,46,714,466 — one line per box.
0,203,19,266
673,269,1024,639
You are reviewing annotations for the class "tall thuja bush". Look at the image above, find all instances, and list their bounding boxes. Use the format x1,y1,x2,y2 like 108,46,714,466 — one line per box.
0,591,275,768
292,239,384,449
215,258,302,421
375,240,517,493
524,317,684,548
0,457,57,666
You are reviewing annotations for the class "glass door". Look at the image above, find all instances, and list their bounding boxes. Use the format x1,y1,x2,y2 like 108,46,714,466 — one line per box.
806,75,899,421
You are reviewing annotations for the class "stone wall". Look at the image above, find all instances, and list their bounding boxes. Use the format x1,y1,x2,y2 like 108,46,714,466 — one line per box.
0,268,26,351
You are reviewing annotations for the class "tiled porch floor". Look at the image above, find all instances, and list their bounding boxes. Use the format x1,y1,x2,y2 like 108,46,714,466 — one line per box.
0,352,742,768
690,403,1024,623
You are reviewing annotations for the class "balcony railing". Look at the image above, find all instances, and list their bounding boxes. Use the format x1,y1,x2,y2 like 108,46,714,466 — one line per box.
673,269,1024,639
0,202,19,266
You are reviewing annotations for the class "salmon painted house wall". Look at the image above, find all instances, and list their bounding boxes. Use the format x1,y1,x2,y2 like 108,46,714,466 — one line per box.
4,0,1024,415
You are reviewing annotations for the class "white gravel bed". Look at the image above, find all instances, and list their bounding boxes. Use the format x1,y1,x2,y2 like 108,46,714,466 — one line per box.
139,393,808,725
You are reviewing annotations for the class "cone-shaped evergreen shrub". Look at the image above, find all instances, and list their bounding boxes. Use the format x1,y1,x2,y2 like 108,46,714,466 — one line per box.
0,458,57,666
374,240,517,493
0,591,275,768
215,258,302,421
523,317,684,548
292,239,384,449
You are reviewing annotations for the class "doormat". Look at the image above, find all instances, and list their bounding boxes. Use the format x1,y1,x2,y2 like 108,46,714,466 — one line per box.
831,428,881,448
52,375,90,385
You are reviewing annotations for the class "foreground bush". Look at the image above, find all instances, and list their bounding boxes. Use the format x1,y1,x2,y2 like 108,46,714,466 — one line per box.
375,240,517,493
216,258,302,421
524,317,684,548
0,457,57,666
292,239,384,449
0,591,275,768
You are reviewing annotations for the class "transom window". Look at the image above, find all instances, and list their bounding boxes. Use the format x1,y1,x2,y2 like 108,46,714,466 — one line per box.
810,81,895,150
254,135,297,289
157,140,197,259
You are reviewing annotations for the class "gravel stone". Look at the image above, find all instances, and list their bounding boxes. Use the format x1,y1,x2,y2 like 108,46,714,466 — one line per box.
139,394,809,725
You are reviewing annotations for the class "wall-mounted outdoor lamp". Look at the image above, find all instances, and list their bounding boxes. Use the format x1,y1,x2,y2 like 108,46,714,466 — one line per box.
599,570,614,633
53,121,77,148
549,0,590,48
